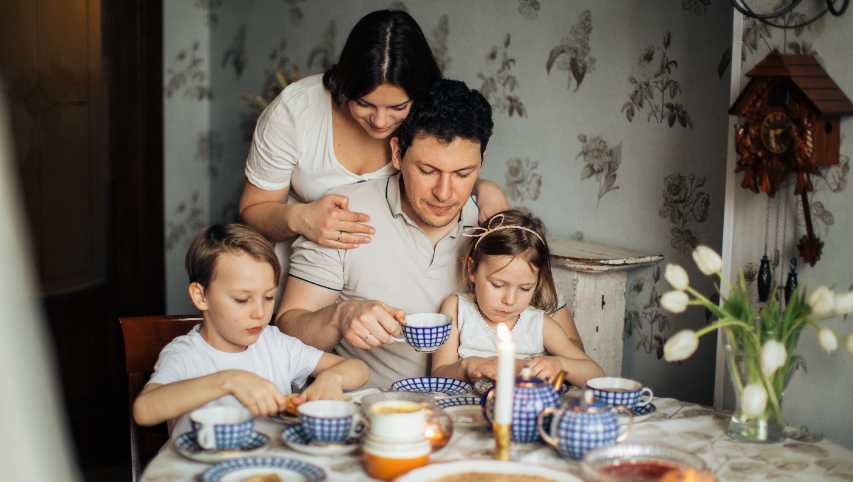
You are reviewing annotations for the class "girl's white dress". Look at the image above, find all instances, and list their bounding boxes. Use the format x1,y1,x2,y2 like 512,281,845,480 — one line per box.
455,293,547,360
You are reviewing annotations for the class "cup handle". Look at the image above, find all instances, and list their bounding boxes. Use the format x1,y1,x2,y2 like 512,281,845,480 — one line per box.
196,423,216,450
613,405,634,442
349,413,369,439
537,406,560,448
389,322,407,343
482,389,495,425
635,387,653,407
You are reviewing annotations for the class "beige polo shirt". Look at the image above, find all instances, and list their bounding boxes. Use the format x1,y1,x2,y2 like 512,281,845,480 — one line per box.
288,173,480,389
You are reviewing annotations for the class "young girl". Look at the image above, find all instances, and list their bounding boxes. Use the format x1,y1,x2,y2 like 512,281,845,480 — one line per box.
431,210,604,388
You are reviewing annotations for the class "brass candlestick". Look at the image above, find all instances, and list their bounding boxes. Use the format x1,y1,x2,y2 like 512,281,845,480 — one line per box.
493,423,510,460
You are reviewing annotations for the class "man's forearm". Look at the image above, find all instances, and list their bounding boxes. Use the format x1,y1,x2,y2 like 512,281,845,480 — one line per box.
276,305,343,352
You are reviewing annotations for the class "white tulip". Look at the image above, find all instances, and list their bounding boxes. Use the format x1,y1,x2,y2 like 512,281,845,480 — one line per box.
742,383,768,418
833,291,853,315
818,328,838,353
760,340,787,377
808,286,835,316
664,330,699,361
664,264,689,291
692,245,722,275
661,290,690,313
845,335,853,355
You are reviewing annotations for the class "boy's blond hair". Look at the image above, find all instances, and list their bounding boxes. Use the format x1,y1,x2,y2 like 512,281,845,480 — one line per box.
185,223,281,289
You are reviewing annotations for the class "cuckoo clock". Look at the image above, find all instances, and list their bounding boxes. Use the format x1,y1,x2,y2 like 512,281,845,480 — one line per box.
729,51,853,267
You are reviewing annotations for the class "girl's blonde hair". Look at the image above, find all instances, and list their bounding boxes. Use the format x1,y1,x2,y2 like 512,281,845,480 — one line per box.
461,209,558,313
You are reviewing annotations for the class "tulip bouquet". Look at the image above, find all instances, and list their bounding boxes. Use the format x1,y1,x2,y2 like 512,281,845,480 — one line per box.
660,245,853,443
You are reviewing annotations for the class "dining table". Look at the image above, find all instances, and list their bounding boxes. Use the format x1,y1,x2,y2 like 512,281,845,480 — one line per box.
140,387,853,482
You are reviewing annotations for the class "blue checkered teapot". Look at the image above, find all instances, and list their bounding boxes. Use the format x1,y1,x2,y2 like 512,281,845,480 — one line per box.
537,389,634,460
482,369,565,444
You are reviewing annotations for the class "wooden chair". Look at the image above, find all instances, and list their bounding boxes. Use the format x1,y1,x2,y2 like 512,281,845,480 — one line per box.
120,315,201,482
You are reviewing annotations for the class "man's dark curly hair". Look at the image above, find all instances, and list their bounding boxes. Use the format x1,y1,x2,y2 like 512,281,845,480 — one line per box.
396,79,493,160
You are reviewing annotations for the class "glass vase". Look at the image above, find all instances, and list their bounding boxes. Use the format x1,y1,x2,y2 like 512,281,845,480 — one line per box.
725,344,793,444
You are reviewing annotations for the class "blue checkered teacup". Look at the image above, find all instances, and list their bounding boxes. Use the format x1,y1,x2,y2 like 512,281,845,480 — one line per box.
586,377,653,410
298,400,367,445
390,313,452,353
189,406,255,451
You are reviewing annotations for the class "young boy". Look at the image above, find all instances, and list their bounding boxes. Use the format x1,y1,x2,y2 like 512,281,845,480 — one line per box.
133,223,370,440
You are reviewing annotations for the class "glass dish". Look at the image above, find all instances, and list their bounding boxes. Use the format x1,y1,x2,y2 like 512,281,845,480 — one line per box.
582,443,710,482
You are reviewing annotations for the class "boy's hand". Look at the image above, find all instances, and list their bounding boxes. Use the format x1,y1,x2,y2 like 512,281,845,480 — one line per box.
293,372,345,405
224,370,288,417
525,356,562,382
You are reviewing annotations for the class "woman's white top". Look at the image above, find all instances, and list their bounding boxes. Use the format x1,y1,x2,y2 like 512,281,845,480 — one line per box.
245,74,398,205
455,293,547,360
243,74,398,289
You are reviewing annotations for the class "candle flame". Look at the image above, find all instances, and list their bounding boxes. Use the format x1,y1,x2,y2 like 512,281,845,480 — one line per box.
497,322,511,342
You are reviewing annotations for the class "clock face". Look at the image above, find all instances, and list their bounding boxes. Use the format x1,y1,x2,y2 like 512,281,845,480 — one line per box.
760,112,794,154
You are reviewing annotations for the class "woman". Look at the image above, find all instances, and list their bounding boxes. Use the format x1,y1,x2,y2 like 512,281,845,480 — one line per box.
239,10,508,266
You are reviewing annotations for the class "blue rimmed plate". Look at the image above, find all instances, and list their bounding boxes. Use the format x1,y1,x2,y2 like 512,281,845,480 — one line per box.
200,457,325,482
618,402,657,424
174,431,269,463
391,377,472,397
435,397,488,427
473,378,571,396
280,424,359,456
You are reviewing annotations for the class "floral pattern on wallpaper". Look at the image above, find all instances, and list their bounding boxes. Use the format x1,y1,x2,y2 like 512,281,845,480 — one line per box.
222,24,248,79
196,130,223,179
741,9,824,65
576,134,621,206
282,0,306,26
795,149,849,240
504,158,541,203
546,9,595,92
623,32,693,130
479,34,526,118
660,173,710,256
195,0,222,27
165,41,213,101
625,266,671,359
308,20,337,72
518,0,541,19
166,192,205,252
682,0,710,16
430,15,451,75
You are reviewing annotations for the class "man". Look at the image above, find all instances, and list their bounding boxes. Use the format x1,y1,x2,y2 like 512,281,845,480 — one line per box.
276,79,582,388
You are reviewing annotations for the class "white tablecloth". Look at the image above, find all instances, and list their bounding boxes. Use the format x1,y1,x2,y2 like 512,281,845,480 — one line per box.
140,388,853,481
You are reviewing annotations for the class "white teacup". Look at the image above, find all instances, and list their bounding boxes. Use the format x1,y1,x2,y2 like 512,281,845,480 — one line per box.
586,377,653,409
189,406,255,451
298,400,367,445
367,400,426,444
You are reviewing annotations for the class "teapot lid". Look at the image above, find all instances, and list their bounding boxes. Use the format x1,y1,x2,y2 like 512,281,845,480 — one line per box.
516,366,546,387
570,389,608,413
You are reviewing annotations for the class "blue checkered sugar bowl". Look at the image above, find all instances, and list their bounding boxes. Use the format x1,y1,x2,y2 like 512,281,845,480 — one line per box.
482,369,564,444
537,389,634,460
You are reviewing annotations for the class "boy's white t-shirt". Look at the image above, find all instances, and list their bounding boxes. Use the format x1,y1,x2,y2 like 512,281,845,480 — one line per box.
147,324,324,441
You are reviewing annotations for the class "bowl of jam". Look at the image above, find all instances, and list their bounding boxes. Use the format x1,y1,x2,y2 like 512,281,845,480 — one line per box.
582,443,714,482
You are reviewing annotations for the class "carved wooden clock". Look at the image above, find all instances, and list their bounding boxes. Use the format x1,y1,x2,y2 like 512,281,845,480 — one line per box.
729,50,853,267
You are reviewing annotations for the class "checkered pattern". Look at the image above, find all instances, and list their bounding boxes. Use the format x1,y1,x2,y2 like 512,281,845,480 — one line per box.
435,396,482,408
591,388,642,408
402,322,452,352
475,378,571,396
190,419,254,450
299,413,357,444
176,430,267,454
631,402,655,416
555,412,620,460
281,425,312,446
200,456,325,482
482,382,561,444
391,377,473,396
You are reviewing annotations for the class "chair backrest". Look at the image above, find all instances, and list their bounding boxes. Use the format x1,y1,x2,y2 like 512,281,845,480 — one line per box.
120,315,201,481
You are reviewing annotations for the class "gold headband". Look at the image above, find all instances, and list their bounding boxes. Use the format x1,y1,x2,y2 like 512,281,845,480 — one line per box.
463,213,544,250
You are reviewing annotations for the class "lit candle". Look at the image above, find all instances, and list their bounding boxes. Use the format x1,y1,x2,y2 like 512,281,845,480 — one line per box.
494,323,516,425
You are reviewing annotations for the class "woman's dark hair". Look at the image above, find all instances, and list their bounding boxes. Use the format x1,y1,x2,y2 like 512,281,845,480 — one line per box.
462,209,558,314
323,10,442,106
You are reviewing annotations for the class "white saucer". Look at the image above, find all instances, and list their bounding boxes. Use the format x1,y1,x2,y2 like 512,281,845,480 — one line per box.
618,402,657,424
281,424,360,456
174,430,270,463
435,397,488,427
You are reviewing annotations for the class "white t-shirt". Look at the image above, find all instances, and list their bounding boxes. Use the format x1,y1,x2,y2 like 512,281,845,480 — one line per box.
243,74,398,288
148,324,324,441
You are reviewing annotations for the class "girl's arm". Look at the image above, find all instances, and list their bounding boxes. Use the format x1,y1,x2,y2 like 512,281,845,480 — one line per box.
527,315,605,387
472,179,511,223
132,370,288,427
431,295,495,382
